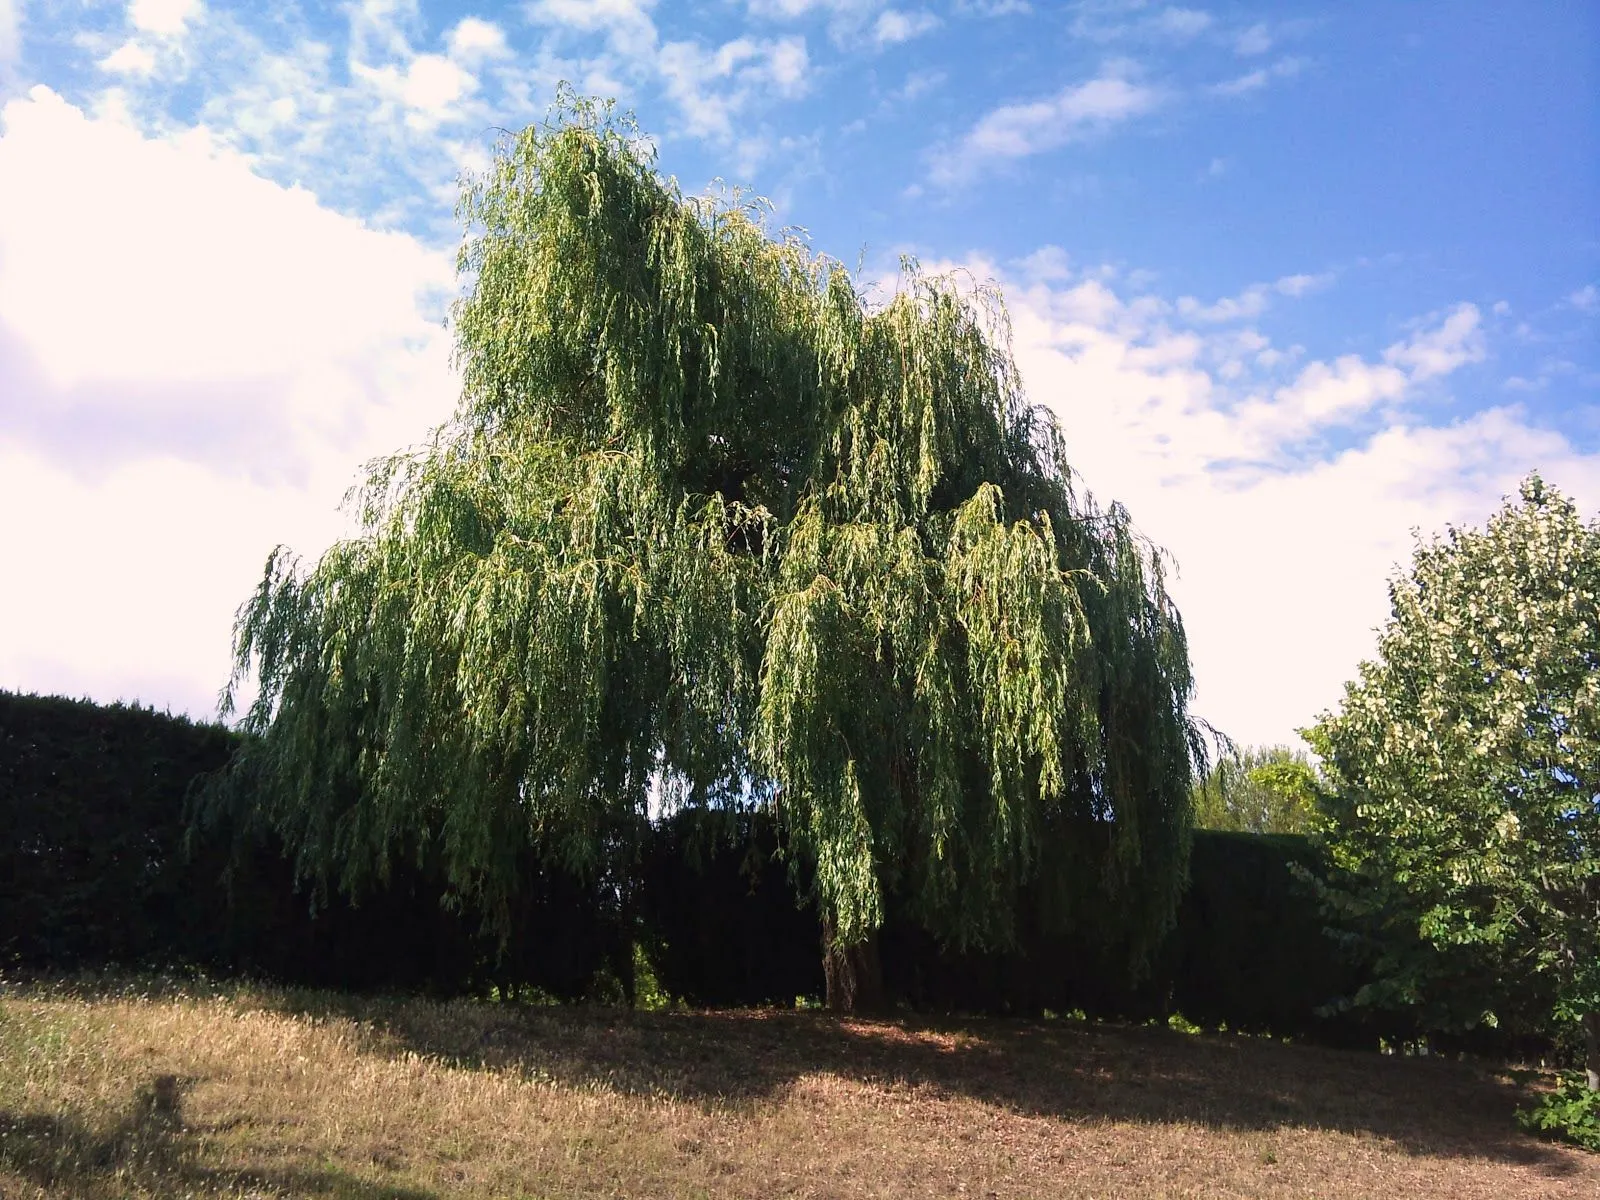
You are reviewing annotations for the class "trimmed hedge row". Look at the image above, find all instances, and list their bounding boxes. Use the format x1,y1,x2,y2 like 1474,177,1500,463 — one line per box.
641,809,1380,1042
0,691,628,998
1,690,1528,1053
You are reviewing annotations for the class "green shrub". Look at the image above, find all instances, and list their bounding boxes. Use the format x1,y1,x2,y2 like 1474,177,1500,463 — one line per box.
1517,1075,1600,1152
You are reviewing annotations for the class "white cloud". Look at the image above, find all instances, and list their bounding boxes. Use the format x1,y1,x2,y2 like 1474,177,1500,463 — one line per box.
1569,284,1598,313
446,17,510,62
129,0,200,37
931,72,1162,185
894,67,946,101
1178,284,1270,323
0,0,19,66
1070,3,1211,44
1234,23,1271,55
0,88,456,712
528,0,659,61
748,0,948,50
953,0,1030,13
1174,272,1330,323
658,35,810,141
530,0,654,24
1015,245,1072,282
523,0,812,146
873,8,940,46
172,7,564,235
1383,303,1485,380
1274,271,1331,297
767,36,809,91
98,40,157,76
1211,56,1305,97
1150,7,1211,39
1250,354,1408,440
748,0,879,19
984,265,1600,749
401,53,474,111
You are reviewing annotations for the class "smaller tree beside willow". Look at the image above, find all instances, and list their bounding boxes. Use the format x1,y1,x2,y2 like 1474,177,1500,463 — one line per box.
1308,476,1600,1094
215,93,1208,1012
1192,744,1319,834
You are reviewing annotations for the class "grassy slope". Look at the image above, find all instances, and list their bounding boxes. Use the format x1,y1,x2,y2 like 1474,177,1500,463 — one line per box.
0,978,1593,1200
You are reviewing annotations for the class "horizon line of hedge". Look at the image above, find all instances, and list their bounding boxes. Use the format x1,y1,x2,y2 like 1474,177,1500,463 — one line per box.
0,689,1555,1058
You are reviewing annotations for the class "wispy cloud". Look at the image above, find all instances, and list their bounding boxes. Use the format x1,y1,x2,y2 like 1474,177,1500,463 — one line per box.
1234,22,1272,55
98,40,158,76
522,0,814,156
446,17,511,62
0,0,22,67
527,0,659,61
1149,7,1211,39
1070,3,1213,43
747,0,944,51
873,8,940,46
1210,55,1306,97
894,67,946,102
59,0,819,236
1176,272,1333,322
953,0,1030,14
1383,303,1486,380
0,87,456,712
747,0,879,20
130,0,202,38
929,70,1163,185
657,35,810,141
966,257,1600,747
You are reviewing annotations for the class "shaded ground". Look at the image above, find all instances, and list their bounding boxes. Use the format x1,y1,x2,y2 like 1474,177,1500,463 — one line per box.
1,976,1593,1198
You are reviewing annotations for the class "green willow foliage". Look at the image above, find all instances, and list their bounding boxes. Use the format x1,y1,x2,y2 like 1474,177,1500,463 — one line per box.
220,95,1206,958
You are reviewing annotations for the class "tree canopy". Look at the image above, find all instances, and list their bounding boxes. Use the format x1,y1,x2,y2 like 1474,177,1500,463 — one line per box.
219,95,1207,1005
1192,745,1320,835
1308,475,1600,1088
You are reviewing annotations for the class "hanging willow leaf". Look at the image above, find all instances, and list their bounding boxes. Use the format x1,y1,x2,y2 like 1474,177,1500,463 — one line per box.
216,90,1207,969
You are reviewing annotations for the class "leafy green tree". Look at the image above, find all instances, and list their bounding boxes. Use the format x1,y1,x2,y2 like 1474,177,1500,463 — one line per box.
217,95,1207,1011
1308,475,1600,1089
1192,744,1320,834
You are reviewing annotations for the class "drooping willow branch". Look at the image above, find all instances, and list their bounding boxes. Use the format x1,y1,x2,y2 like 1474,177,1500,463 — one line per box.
217,90,1207,962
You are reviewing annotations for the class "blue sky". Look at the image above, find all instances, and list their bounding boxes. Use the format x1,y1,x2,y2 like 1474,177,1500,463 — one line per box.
0,0,1596,749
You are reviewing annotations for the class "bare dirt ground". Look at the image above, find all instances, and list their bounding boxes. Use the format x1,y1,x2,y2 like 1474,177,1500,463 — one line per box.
1,977,1593,1199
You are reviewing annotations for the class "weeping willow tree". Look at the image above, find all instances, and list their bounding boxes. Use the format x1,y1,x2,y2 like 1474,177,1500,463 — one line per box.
219,94,1207,1011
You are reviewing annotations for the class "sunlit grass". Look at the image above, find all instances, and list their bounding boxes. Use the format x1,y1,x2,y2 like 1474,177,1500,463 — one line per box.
1,975,1592,1199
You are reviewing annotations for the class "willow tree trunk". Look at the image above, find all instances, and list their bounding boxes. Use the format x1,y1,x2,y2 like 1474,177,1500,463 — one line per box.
822,916,886,1014
1584,1011,1600,1092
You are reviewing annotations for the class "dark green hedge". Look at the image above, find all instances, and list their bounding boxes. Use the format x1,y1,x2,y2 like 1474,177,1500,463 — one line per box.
637,813,1398,1044
0,691,237,968
0,691,628,998
1168,830,1375,1043
638,808,824,1006
0,690,1543,1053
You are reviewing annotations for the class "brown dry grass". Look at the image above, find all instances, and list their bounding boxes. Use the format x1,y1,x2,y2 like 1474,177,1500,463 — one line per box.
0,976,1593,1199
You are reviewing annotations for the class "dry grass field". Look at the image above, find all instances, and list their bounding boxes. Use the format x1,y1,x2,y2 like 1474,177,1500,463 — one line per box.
0,976,1594,1199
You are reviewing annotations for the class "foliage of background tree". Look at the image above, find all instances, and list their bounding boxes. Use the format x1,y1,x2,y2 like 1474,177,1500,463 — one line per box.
216,95,1208,1009
1191,744,1320,834
1307,475,1600,1092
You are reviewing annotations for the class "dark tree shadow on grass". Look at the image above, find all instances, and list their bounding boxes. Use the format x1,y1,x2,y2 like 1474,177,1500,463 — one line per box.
266,991,1589,1181
0,1073,438,1200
